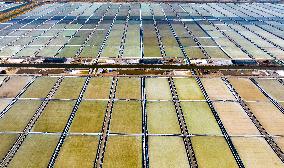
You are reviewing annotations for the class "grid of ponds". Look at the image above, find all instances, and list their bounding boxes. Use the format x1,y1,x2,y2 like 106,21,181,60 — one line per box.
0,75,283,167
0,2,283,63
